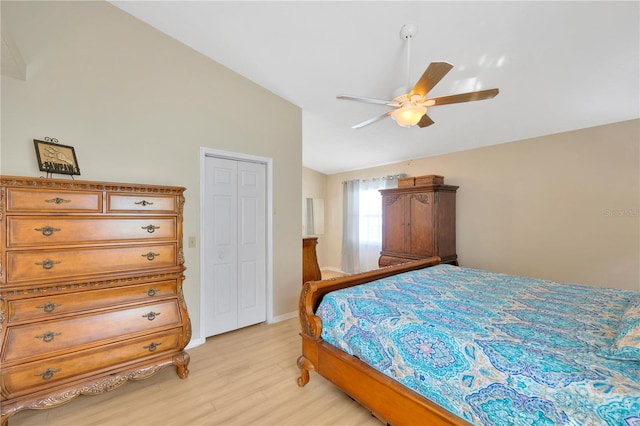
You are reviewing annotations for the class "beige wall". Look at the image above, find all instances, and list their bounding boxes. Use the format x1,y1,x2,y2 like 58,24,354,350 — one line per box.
302,167,328,267
322,120,639,291
1,1,303,342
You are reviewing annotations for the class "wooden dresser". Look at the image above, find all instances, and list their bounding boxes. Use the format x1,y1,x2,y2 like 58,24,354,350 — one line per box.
0,175,191,425
378,182,458,267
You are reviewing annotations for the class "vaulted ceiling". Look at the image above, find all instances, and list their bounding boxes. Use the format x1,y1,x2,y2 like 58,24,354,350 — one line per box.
110,1,640,175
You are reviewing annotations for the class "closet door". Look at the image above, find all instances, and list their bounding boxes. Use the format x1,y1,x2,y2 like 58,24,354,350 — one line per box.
203,156,266,337
237,161,266,328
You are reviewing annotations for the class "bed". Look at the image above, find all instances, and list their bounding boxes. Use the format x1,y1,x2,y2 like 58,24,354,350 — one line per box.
297,257,640,425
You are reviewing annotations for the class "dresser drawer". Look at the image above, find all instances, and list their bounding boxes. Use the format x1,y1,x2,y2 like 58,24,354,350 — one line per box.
3,300,181,362
1,328,183,398
6,188,102,213
107,194,177,213
7,280,179,323
6,243,177,283
6,216,177,247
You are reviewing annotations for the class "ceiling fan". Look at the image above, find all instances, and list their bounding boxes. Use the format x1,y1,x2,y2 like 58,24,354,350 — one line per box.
337,24,499,129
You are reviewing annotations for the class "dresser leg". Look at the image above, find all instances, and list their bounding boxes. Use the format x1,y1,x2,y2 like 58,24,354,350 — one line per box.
174,351,191,379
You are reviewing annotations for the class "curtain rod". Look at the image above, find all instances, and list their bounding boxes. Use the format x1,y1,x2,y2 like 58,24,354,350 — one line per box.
342,173,407,185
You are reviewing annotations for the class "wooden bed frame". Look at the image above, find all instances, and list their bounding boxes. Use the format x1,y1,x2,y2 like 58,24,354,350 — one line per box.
297,256,471,426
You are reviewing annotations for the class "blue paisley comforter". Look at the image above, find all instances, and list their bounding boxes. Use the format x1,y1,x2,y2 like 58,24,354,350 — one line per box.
317,264,640,425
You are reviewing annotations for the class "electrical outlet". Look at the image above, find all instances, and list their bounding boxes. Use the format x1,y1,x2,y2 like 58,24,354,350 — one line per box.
188,236,196,248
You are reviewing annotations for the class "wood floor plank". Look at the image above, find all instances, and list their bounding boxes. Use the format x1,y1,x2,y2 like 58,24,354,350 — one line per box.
9,318,381,426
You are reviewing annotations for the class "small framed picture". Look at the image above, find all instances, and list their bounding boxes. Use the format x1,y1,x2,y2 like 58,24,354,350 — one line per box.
34,139,81,176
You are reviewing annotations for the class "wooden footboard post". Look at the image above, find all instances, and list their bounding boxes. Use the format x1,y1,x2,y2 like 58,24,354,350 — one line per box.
296,355,312,386
298,280,322,387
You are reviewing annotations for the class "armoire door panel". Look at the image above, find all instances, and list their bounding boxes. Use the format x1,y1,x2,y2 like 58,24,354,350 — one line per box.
381,195,406,253
408,193,435,256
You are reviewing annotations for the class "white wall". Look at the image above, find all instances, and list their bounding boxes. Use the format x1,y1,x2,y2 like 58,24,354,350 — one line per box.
1,1,303,342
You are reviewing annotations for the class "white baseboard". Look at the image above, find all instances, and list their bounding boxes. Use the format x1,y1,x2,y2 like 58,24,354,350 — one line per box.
185,336,205,350
186,311,298,350
270,311,298,323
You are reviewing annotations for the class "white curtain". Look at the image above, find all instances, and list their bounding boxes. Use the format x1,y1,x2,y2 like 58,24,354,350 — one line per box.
341,180,360,273
341,175,404,274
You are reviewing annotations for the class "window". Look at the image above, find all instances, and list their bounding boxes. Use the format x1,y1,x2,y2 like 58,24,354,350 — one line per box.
359,182,384,244
341,175,405,273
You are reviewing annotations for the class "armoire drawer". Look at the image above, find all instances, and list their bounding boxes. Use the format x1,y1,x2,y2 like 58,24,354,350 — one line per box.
5,188,102,213
1,328,183,398
6,216,177,247
107,194,177,213
2,299,181,362
6,243,177,283
7,280,179,323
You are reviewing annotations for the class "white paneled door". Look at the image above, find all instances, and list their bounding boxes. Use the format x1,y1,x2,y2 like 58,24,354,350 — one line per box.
204,156,266,337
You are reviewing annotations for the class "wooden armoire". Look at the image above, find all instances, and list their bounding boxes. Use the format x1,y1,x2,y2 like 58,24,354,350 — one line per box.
0,175,191,425
378,180,458,267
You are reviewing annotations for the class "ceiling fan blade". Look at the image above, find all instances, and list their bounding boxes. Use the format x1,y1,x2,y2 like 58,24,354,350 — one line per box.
409,62,454,98
417,113,435,128
337,95,394,106
352,111,391,129
429,88,499,106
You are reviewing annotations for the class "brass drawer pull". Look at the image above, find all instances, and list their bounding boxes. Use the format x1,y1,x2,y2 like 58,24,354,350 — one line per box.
35,259,61,270
35,226,61,236
44,197,70,205
35,331,61,343
36,302,61,313
141,224,160,233
146,288,159,297
134,200,154,207
35,368,61,380
143,342,162,352
142,311,161,321
142,252,160,261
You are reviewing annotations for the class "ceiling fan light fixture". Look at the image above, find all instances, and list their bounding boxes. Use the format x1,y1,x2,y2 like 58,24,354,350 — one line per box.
337,24,499,130
390,105,426,127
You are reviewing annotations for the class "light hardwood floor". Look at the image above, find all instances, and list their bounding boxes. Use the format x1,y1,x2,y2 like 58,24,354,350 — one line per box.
321,270,347,280
10,318,382,426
